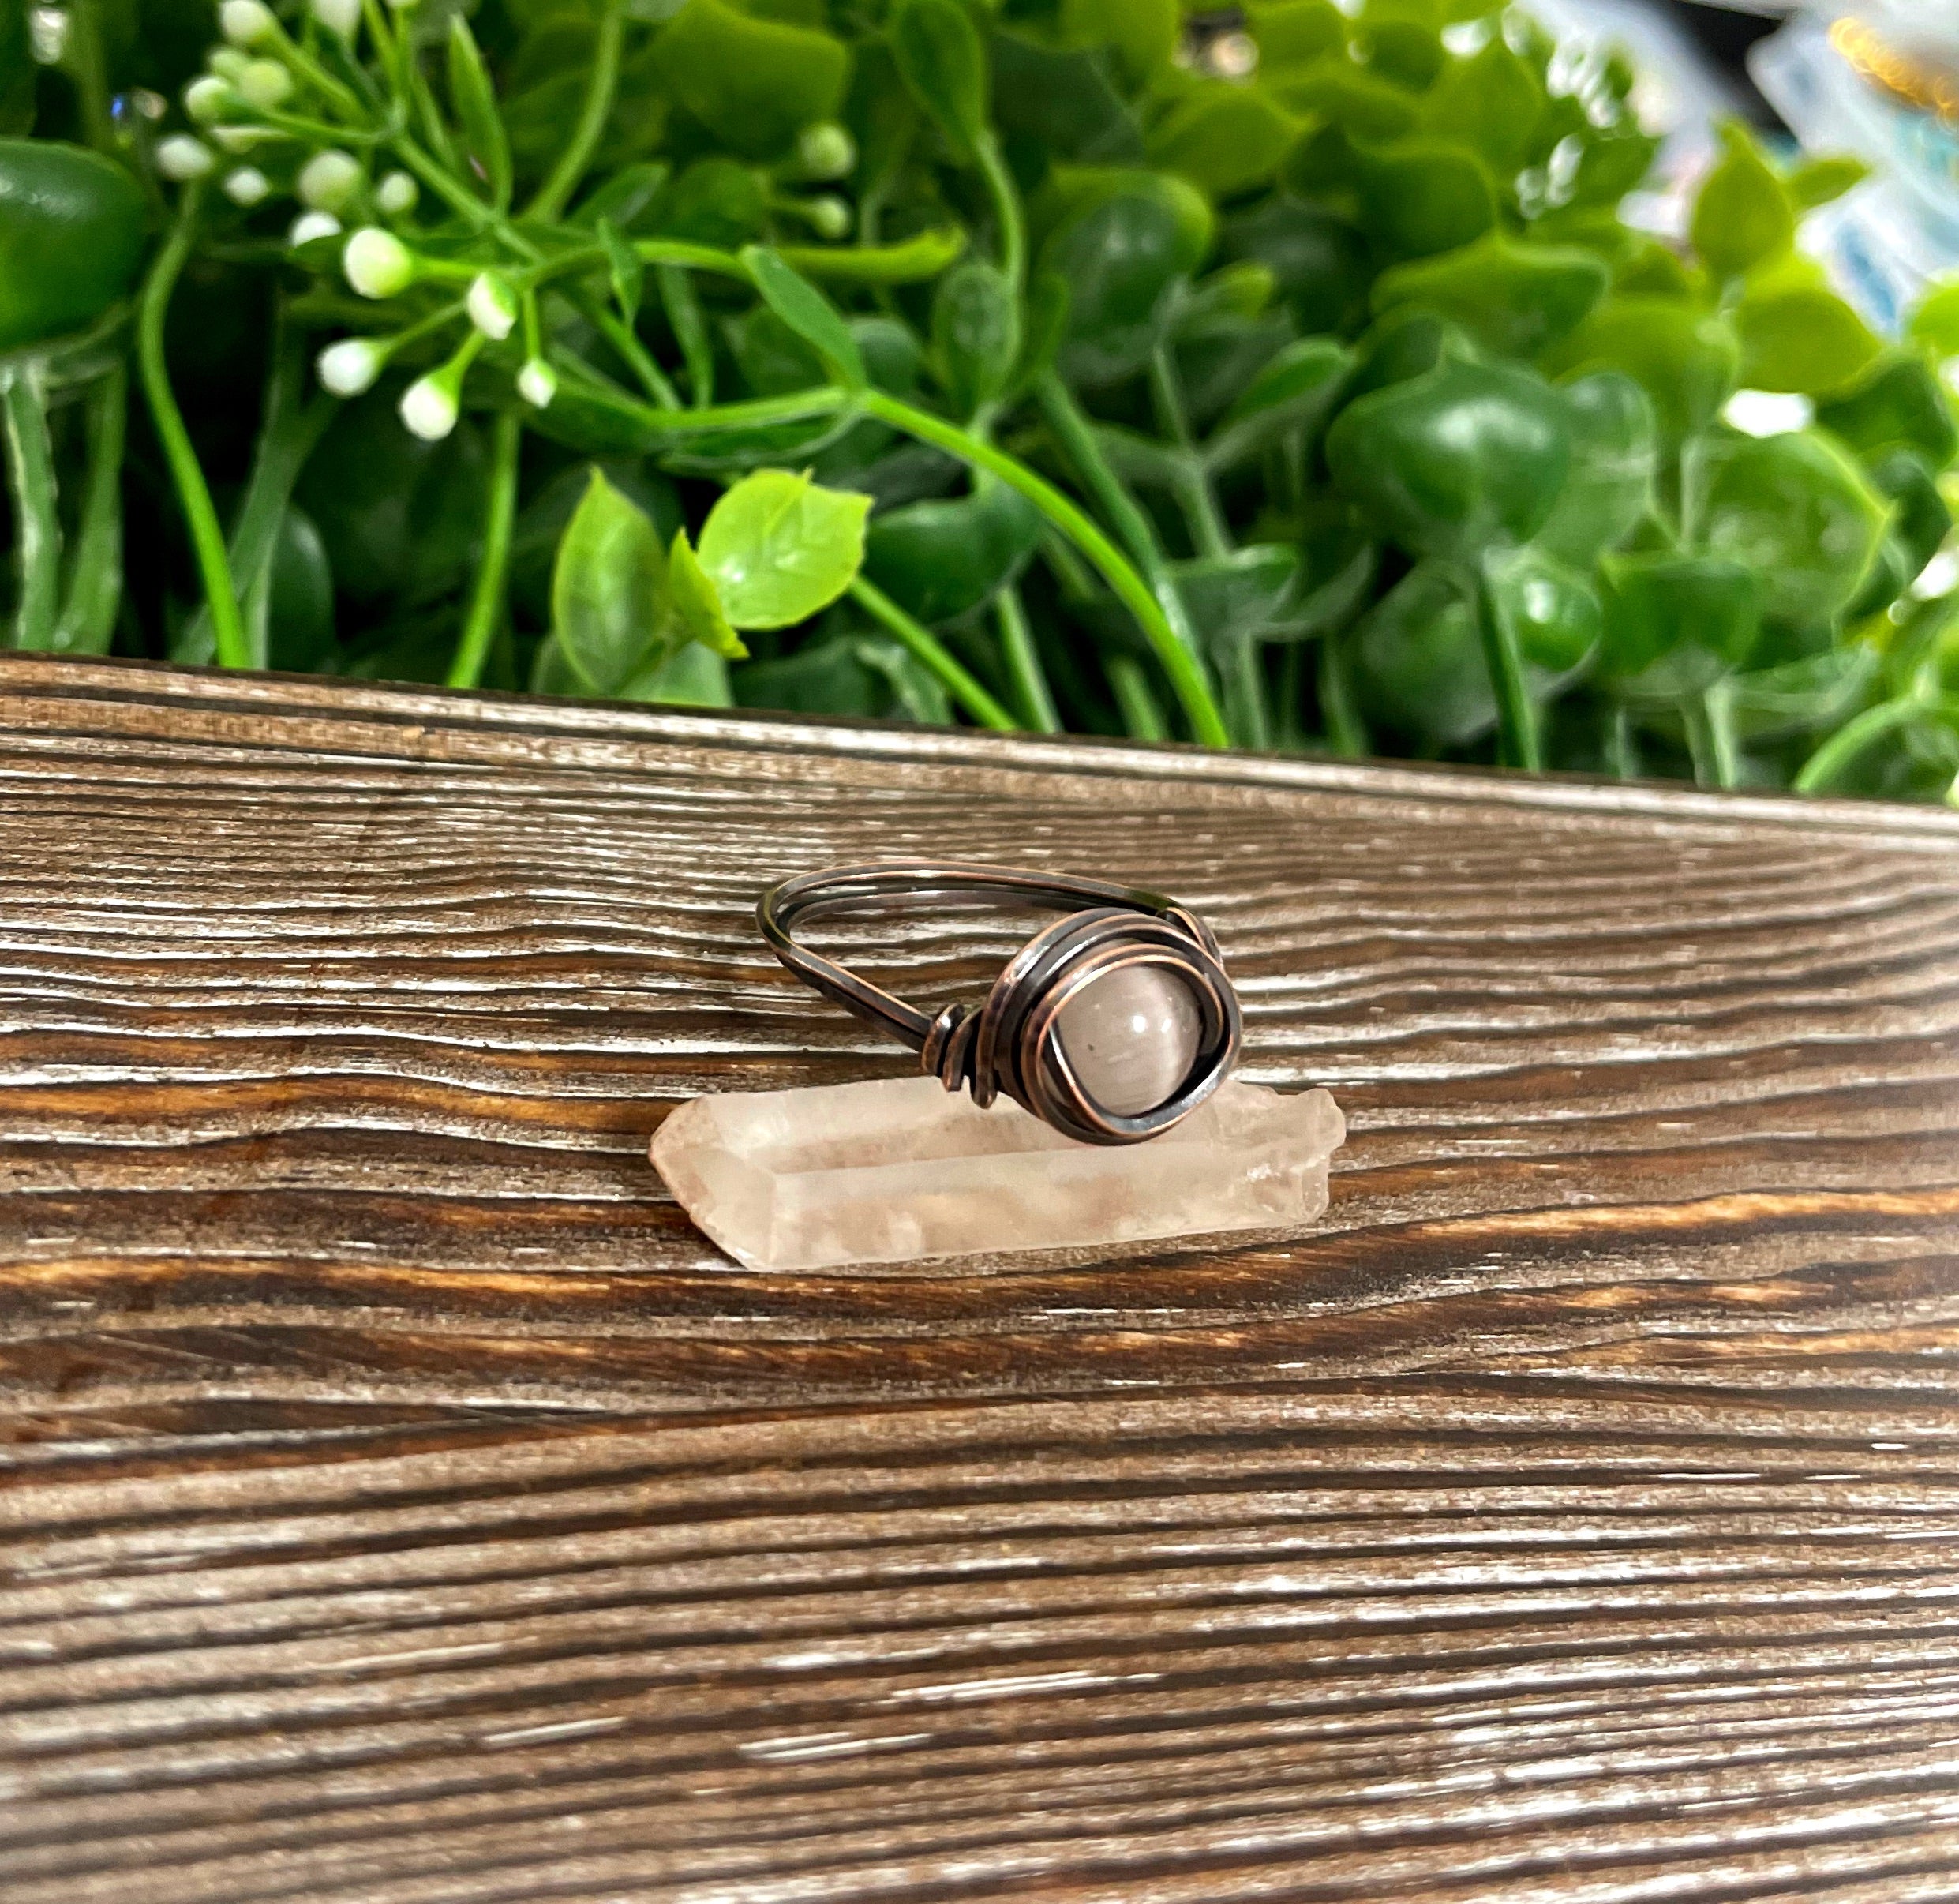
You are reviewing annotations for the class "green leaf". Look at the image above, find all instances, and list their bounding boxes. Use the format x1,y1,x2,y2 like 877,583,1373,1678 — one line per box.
597,217,644,328
1061,0,1178,88
1246,0,1345,71
1534,370,1659,568
1690,120,1795,282
1815,352,1959,469
1482,546,1601,681
1598,553,1761,692
651,156,769,248
1353,562,1496,748
1735,267,1882,398
1787,154,1871,213
740,245,866,387
668,527,747,658
1908,279,1959,357
1351,137,1499,262
1370,234,1609,359
889,0,989,163
1543,296,1740,446
1684,429,1892,630
448,17,513,210
1420,36,1546,174
654,0,852,159
1204,336,1353,474
697,468,871,628
1326,354,1572,564
551,468,672,693
621,641,735,708
570,161,671,233
1039,181,1208,388
1174,545,1304,657
988,30,1142,166
1147,84,1300,201
931,259,1021,422
863,478,1040,624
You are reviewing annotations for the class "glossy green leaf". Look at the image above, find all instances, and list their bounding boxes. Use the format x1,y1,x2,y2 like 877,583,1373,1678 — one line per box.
571,162,670,233
668,527,747,658
697,468,871,628
1351,137,1499,262
931,259,1020,421
1816,352,1959,469
1270,66,1420,143
1690,120,1794,282
620,641,735,709
1246,0,1345,70
1174,545,1303,658
1535,370,1659,567
652,156,769,247
1735,269,1882,397
1370,234,1609,359
1598,553,1761,691
1040,181,1209,388
1327,354,1571,564
1352,3,1444,92
1787,154,1871,212
654,0,851,159
1543,296,1740,445
1353,561,1496,747
741,245,865,387
1569,129,1660,208
1420,36,1545,173
1908,278,1959,357
447,16,512,209
551,468,671,694
1685,429,1891,629
1220,196,1371,337
1061,0,1178,87
890,0,988,163
988,30,1142,165
0,140,147,352
863,478,1039,624
1147,84,1300,201
1204,336,1353,474
1482,546,1601,681
597,217,644,328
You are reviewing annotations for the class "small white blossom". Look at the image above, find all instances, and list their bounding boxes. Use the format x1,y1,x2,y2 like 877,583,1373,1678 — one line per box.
155,135,215,181
795,121,856,181
236,58,293,110
183,75,234,123
223,166,271,206
317,337,385,395
289,209,343,246
298,148,361,213
310,0,360,36
343,225,414,298
803,195,851,241
399,373,459,440
212,122,269,151
517,358,557,410
219,0,278,46
208,47,251,80
375,170,417,216
466,272,518,341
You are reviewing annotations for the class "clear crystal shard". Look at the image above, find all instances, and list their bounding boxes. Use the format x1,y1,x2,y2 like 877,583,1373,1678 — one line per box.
651,1075,1346,1272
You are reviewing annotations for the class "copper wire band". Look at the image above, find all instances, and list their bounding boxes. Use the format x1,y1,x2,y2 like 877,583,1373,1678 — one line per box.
757,861,1242,1145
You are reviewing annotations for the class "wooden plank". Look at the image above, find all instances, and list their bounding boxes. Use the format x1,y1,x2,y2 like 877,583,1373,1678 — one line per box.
1,652,1957,1902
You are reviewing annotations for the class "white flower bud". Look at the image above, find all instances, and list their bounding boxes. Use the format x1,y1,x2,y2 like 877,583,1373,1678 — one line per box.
223,166,271,205
208,47,251,80
399,372,459,440
236,58,294,110
343,226,414,298
375,170,417,216
795,121,856,181
298,148,361,213
310,0,360,36
803,195,851,242
288,209,343,247
155,135,216,181
466,271,518,342
212,122,268,151
517,358,557,410
183,75,234,123
317,337,385,395
219,0,278,47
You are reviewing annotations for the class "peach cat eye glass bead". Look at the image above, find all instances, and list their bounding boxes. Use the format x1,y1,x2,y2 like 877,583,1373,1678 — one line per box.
757,863,1244,1146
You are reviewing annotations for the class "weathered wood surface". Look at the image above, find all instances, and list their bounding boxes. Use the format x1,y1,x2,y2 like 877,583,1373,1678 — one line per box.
3,654,1959,1902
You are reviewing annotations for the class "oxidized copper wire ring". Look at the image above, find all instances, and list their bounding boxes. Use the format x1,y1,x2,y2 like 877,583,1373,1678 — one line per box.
757,862,1242,1146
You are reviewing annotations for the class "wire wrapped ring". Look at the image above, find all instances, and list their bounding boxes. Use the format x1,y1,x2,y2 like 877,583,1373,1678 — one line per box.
757,862,1243,1145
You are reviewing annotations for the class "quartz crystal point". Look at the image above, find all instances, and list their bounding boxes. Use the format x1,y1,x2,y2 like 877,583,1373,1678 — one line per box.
652,1075,1346,1271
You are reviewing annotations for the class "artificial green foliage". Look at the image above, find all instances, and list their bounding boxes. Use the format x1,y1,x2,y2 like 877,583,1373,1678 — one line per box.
7,0,1959,799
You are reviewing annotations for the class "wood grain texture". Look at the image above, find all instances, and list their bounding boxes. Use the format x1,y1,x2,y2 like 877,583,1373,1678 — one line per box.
2,653,1958,1902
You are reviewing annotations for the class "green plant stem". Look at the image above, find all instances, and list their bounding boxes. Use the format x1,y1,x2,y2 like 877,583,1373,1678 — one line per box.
976,134,1024,290
62,0,115,156
867,385,1227,748
53,364,126,655
1474,585,1542,772
575,291,681,410
549,373,849,439
1317,632,1367,759
448,410,521,690
526,0,625,219
848,577,1017,731
1223,639,1271,752
1107,657,1168,742
994,584,1058,733
1794,694,1935,793
1148,345,1231,561
138,184,247,669
1,363,60,650
657,264,714,407
1605,703,1637,781
1702,684,1740,789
